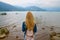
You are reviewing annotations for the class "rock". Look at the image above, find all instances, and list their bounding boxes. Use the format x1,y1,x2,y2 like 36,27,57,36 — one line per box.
16,36,19,38
0,27,9,39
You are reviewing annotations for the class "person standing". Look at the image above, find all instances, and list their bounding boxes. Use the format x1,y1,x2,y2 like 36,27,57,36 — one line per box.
22,12,37,40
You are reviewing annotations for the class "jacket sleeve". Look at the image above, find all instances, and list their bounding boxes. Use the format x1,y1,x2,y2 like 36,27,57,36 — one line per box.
22,22,26,32
33,24,37,33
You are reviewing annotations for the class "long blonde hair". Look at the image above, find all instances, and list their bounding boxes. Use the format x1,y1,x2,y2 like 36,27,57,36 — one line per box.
25,12,35,31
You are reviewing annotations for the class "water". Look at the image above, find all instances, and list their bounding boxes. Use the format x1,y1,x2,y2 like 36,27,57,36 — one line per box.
0,11,60,40
0,11,60,27
0,11,60,31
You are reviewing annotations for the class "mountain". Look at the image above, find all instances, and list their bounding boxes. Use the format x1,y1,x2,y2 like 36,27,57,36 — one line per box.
43,7,60,11
0,2,45,11
0,2,25,11
49,8,60,11
25,6,46,11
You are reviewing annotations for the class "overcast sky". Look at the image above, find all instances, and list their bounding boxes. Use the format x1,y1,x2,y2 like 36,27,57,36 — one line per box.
0,0,60,8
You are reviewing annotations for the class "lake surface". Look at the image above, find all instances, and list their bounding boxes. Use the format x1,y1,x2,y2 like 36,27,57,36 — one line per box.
0,11,60,27
0,11,60,40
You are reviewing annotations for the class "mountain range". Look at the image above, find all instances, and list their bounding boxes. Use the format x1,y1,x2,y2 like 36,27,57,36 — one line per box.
46,8,60,11
0,2,46,11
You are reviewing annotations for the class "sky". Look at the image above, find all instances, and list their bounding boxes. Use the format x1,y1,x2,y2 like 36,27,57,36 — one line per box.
0,0,60,9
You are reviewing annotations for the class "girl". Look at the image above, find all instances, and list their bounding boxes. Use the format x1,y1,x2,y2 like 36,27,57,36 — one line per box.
22,12,37,40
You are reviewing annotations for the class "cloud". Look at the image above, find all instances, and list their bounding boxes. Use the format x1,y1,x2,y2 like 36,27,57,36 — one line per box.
39,0,60,8
0,0,60,8
0,0,38,7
